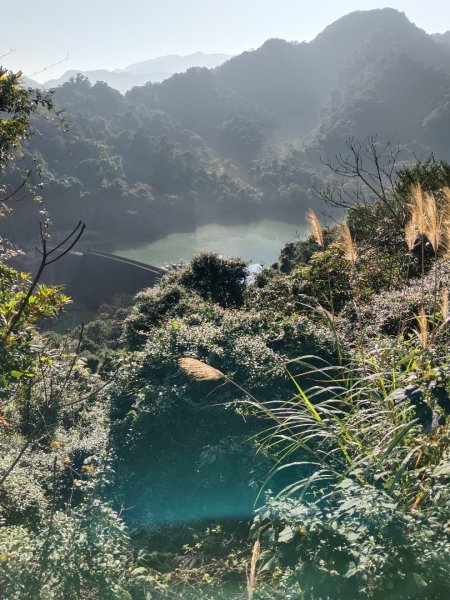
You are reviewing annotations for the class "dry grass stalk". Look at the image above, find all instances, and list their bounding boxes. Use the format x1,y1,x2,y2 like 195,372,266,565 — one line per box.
442,187,450,257
405,220,418,251
247,539,261,600
443,218,450,258
341,222,357,263
317,305,335,322
424,191,442,252
409,184,450,254
409,183,426,235
306,208,324,247
415,307,429,349
178,357,225,381
441,289,449,322
443,187,450,219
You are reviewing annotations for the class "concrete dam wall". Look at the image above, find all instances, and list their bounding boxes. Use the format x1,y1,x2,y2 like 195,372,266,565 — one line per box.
43,250,164,310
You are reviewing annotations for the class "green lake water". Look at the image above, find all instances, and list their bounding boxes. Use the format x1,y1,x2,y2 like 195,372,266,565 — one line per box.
114,219,307,266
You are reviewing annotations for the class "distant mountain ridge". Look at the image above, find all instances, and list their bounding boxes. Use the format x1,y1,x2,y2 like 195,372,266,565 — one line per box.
44,69,173,93
41,52,232,93
121,52,232,75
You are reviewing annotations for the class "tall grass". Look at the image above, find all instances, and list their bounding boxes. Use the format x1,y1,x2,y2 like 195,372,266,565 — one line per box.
241,353,438,511
406,184,450,310
246,186,450,510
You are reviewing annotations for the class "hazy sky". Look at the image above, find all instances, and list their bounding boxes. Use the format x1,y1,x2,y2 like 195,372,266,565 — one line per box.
2,0,449,82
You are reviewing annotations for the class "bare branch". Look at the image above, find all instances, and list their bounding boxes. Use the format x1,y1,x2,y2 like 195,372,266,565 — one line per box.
3,221,85,339
0,170,32,203
314,135,405,225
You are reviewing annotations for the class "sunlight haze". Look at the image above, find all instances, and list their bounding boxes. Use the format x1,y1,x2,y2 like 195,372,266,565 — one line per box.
2,0,449,81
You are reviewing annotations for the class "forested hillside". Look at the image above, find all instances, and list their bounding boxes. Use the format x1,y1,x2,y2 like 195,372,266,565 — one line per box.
3,8,450,251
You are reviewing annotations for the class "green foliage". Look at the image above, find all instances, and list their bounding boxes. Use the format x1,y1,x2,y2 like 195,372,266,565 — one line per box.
296,243,352,311
123,281,202,350
110,308,285,525
108,250,335,527
0,495,138,600
0,71,151,598
254,480,450,599
0,315,148,598
394,159,450,201
277,230,334,274
123,253,249,350
246,334,450,597
0,264,70,393
179,252,248,308
142,522,251,599
244,250,450,598
0,314,150,598
343,158,450,253
217,114,265,165
0,68,54,168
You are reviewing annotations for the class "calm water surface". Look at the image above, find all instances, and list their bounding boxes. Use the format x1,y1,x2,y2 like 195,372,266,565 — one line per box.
114,219,307,266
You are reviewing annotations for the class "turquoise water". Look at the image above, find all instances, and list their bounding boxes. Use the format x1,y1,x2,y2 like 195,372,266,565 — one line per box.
114,219,307,266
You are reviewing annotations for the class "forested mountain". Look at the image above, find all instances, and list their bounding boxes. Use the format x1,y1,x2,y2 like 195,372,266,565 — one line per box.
4,8,450,250
122,52,233,75
432,31,450,50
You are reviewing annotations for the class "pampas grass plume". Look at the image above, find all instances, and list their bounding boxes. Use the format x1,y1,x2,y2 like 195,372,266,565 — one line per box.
410,183,426,235
341,222,357,263
247,539,261,600
424,191,442,252
306,208,324,247
178,357,225,381
405,220,418,252
442,187,450,257
415,307,428,350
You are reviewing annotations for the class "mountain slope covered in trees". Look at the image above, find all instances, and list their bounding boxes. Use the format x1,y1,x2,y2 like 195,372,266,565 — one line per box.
3,8,450,252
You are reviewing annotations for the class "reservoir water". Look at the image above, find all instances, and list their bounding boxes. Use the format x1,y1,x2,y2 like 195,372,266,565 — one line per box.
113,219,307,266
